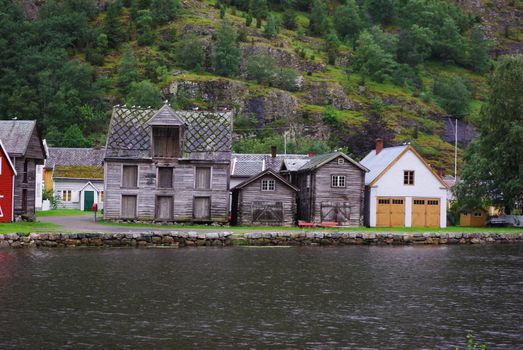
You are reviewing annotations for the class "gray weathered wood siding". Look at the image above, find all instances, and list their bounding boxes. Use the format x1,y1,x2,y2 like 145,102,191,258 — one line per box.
234,174,296,226
12,157,36,218
104,160,229,222
297,157,365,226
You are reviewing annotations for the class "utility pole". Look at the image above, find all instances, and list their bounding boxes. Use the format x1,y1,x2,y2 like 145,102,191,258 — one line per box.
284,130,289,154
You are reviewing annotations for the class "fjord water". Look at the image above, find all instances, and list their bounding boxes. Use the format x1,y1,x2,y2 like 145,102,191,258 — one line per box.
0,246,522,349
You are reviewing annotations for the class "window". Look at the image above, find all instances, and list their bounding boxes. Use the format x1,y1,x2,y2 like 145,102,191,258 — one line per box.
99,191,104,202
122,165,138,188
62,190,72,202
195,167,211,189
23,159,28,183
121,195,137,218
158,167,173,188
153,127,180,158
378,199,390,204
337,158,345,165
403,170,415,185
427,200,439,206
392,199,404,205
414,199,425,205
261,179,275,191
331,175,346,188
474,211,483,217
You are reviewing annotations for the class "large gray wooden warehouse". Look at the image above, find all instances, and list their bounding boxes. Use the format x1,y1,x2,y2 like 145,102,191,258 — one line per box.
103,104,232,223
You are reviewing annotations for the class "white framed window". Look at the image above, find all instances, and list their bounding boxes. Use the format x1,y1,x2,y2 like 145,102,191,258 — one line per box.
404,170,415,185
261,179,275,191
331,175,346,188
61,190,72,202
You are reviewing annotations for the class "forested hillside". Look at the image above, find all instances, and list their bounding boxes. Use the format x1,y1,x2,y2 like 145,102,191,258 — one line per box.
1,0,520,170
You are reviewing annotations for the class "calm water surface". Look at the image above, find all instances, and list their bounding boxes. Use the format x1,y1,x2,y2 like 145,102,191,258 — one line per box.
0,245,522,349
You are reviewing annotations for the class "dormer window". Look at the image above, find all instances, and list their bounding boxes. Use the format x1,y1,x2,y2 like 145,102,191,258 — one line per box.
153,127,181,158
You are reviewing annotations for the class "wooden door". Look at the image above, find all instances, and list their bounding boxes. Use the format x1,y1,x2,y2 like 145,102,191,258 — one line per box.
83,191,94,212
412,199,426,227
376,198,391,227
121,195,137,219
193,197,211,221
321,202,350,224
155,196,173,220
390,198,405,227
425,199,440,228
411,198,440,228
252,201,284,224
376,197,405,227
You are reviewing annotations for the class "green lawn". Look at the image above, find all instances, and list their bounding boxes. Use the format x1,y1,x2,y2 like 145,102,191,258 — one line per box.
36,209,91,217
98,221,523,234
0,221,60,234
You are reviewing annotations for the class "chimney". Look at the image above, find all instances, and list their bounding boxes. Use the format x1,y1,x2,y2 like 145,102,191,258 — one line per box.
271,145,277,158
375,138,384,155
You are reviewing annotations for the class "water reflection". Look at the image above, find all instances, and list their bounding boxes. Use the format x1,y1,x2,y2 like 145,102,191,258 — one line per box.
0,245,522,349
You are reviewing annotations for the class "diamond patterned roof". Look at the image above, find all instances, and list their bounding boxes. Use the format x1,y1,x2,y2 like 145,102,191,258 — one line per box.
105,106,232,159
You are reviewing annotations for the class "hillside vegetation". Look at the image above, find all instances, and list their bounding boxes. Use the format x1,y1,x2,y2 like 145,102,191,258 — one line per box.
1,0,518,171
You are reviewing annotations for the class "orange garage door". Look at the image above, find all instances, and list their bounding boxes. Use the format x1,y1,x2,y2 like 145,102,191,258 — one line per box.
412,198,440,228
376,198,405,227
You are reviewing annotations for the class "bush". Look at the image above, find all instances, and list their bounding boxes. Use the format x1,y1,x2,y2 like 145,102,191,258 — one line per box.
278,68,300,91
282,9,297,30
176,32,204,70
125,80,163,108
432,74,471,116
246,54,277,85
212,21,241,77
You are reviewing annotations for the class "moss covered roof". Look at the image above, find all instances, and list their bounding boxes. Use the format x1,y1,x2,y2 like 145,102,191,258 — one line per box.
54,166,104,179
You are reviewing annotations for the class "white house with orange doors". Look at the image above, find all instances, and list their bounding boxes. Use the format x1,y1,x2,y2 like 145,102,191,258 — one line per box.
360,139,449,228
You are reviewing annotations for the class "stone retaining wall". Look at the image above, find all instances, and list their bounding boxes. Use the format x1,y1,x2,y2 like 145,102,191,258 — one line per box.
1,231,523,248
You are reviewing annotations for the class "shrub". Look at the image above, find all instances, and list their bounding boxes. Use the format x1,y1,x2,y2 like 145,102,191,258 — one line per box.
246,54,277,85
432,74,471,117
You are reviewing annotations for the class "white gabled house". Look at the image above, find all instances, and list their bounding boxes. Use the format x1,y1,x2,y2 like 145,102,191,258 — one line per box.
360,139,449,228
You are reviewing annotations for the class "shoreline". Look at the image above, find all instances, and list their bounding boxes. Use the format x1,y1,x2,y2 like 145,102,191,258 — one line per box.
1,231,523,248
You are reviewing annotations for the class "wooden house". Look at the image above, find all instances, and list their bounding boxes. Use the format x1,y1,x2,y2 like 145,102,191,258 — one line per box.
460,208,488,227
0,140,17,222
0,120,46,219
294,152,368,226
45,148,105,211
360,139,449,228
103,104,232,223
231,169,299,226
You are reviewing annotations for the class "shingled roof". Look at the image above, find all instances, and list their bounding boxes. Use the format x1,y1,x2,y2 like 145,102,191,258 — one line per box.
0,120,39,157
298,152,368,172
231,153,310,177
105,105,233,159
47,148,105,169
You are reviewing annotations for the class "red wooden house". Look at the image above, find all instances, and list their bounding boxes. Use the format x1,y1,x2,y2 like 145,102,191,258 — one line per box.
0,139,17,222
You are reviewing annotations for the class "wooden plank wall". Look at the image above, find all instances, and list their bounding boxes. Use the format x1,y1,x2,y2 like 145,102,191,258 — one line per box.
104,160,229,222
12,157,36,217
235,174,296,226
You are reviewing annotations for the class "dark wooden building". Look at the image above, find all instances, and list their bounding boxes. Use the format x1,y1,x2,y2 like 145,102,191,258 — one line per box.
103,104,232,223
294,152,368,226
0,120,46,219
231,169,298,226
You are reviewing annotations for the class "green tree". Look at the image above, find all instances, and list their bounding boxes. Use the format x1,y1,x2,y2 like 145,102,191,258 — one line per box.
249,0,268,28
212,21,241,77
264,13,280,38
61,124,90,147
353,30,397,82
433,17,465,62
333,0,363,41
246,54,277,85
366,0,395,25
324,32,341,65
104,2,125,48
309,0,329,36
282,8,297,30
467,25,492,73
220,4,226,19
136,10,154,46
278,68,300,91
117,46,140,93
245,12,253,26
125,80,163,108
457,55,523,211
176,32,204,70
151,0,179,25
432,74,471,116
397,25,434,66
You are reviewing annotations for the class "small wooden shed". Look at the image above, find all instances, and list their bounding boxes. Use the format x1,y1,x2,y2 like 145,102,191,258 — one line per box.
231,169,299,226
460,208,488,227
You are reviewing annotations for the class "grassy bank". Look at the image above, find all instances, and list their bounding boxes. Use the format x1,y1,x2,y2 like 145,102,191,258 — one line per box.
36,209,90,217
0,222,60,234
